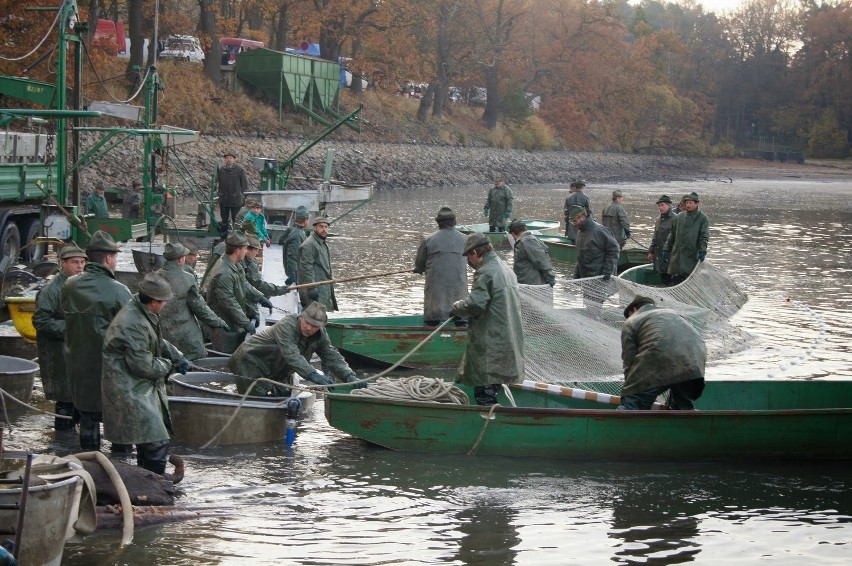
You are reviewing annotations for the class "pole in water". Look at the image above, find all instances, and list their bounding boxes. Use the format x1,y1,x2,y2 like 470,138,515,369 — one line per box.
285,397,302,446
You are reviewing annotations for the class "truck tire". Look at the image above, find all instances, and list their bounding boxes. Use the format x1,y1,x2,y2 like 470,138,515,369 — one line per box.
22,220,46,263
0,223,21,268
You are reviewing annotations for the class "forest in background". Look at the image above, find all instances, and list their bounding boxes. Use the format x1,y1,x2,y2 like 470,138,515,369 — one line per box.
1,0,850,158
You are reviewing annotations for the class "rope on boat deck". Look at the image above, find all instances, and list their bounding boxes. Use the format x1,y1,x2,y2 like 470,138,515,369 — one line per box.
192,317,460,449
349,376,469,404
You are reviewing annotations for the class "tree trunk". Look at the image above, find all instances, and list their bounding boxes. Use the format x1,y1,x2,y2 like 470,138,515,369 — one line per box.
125,0,144,78
417,83,437,122
85,0,101,46
273,4,290,52
199,0,221,85
350,36,363,95
483,62,500,129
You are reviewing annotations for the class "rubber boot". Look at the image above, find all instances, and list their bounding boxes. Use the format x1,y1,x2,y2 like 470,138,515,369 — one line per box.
473,384,500,406
137,441,170,475
54,402,75,431
78,412,101,451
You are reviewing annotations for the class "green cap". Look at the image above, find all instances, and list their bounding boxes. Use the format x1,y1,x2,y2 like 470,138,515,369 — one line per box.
301,301,328,327
463,232,490,256
656,195,672,204
241,219,258,235
568,205,587,221
612,190,623,198
682,192,699,203
624,296,655,318
182,239,199,253
163,242,189,260
138,272,174,301
294,206,310,220
58,242,87,260
570,178,586,188
313,217,331,226
225,231,249,247
435,206,456,221
508,219,527,233
246,233,262,249
86,230,121,252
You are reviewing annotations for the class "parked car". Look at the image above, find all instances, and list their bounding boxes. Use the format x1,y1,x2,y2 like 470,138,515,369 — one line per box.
158,35,204,62
219,37,265,65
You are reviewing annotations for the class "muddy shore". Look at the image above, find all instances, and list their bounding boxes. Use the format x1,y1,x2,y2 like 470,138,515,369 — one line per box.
86,136,851,194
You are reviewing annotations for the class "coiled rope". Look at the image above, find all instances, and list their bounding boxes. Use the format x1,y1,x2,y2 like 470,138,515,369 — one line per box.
349,376,468,404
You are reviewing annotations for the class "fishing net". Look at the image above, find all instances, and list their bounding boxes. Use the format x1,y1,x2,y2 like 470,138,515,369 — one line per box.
518,261,750,396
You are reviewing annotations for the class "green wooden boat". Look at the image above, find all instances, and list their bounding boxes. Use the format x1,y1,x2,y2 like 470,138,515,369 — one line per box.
325,315,467,368
618,263,665,285
325,379,852,461
534,234,649,273
457,219,560,247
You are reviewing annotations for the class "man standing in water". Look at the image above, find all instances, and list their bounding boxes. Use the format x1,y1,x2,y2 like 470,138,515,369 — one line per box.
601,190,631,248
484,174,513,232
508,219,556,286
62,231,132,450
282,206,311,286
298,217,337,311
33,242,87,430
662,192,709,285
563,178,592,241
647,195,676,286
413,206,469,326
451,233,524,405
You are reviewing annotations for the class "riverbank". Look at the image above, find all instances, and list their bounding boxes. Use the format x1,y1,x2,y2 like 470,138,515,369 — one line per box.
86,135,851,194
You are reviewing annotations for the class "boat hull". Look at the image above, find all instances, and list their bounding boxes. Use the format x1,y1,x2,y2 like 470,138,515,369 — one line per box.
169,371,315,415
535,234,649,272
618,263,664,285
325,380,852,461
246,182,374,213
168,396,290,445
325,315,467,368
0,476,81,566
457,220,560,247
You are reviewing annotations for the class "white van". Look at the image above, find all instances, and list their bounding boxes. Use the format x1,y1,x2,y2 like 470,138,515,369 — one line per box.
158,35,204,62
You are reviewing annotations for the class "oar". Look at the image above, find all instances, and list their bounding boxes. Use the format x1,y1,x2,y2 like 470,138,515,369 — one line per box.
285,268,413,291
517,379,666,410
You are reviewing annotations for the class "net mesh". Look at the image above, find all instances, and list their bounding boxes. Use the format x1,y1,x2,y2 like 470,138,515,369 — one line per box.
518,261,750,396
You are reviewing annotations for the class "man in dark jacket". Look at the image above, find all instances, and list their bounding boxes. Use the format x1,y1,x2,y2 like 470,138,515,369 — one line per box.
215,150,248,236
601,190,630,247
508,219,556,286
563,178,593,241
282,206,311,286
413,206,468,326
122,180,142,219
229,301,361,396
298,217,337,310
102,272,189,474
451,233,524,405
159,242,229,360
33,242,87,430
484,175,513,232
662,192,709,285
204,231,268,352
619,296,706,410
647,195,676,285
62,231,132,450
569,205,620,319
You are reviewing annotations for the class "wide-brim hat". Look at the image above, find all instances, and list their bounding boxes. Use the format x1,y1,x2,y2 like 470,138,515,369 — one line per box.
138,272,174,301
463,232,490,256
86,230,121,252
656,194,673,204
312,217,331,227
301,301,328,327
163,242,189,260
225,231,249,247
293,206,311,220
624,296,655,318
568,205,587,221
58,242,87,260
681,192,700,203
435,206,456,221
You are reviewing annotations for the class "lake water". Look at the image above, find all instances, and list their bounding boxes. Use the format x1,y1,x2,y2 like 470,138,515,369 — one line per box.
8,177,852,564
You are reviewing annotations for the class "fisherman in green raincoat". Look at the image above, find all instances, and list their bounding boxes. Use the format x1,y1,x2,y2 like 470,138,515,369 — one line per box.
243,232,289,299
619,296,706,410
282,206,311,286
662,192,709,285
298,217,338,311
85,182,109,218
647,195,676,286
62,231,132,450
451,233,525,405
102,273,190,474
204,231,268,353
33,242,87,430
159,242,230,360
508,219,556,286
229,302,361,396
483,174,513,232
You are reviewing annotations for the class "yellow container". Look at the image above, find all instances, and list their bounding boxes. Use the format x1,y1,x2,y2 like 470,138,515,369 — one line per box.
3,296,37,344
